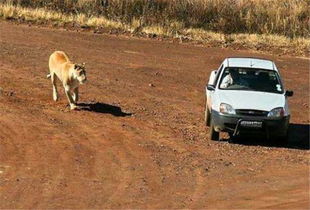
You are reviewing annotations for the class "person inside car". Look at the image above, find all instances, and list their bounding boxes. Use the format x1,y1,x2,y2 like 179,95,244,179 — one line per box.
220,68,249,88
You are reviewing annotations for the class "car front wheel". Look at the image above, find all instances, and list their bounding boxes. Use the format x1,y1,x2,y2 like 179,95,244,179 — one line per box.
274,129,290,145
210,121,219,141
204,103,211,126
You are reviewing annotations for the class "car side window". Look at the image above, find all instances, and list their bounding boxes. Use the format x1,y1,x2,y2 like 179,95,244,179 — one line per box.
213,64,223,86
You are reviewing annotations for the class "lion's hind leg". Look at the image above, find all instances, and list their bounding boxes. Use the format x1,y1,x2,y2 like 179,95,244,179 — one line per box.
51,73,59,101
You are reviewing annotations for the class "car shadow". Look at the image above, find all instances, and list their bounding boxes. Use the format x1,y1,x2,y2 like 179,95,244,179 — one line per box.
225,123,309,150
78,102,132,117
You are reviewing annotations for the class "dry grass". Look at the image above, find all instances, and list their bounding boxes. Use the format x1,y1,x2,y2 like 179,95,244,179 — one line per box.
3,0,309,38
0,2,309,56
0,3,126,29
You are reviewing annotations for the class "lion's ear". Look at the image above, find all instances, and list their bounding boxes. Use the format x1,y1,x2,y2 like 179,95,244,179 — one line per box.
74,64,78,69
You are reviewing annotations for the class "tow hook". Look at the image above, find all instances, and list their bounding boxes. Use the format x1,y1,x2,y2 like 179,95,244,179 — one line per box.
233,119,242,136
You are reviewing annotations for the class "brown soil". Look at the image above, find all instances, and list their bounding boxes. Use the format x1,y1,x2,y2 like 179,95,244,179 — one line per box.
0,21,309,209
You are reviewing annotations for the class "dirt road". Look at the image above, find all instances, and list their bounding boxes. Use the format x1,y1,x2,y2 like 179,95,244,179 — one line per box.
0,21,309,208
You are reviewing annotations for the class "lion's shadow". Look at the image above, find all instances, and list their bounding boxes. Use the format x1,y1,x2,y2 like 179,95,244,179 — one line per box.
78,102,132,117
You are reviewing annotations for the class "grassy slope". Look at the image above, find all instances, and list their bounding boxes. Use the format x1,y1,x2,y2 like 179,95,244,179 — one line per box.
0,3,309,56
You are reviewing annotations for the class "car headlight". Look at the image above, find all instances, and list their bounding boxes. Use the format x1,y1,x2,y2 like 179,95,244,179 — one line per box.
268,107,285,117
220,103,236,114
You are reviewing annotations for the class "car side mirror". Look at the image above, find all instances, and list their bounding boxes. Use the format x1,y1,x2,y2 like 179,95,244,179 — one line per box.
285,90,294,97
207,84,215,91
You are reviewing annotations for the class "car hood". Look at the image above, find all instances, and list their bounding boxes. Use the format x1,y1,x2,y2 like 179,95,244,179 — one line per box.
216,90,285,111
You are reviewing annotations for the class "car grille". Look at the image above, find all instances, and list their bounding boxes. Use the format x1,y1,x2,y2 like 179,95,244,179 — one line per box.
236,109,268,117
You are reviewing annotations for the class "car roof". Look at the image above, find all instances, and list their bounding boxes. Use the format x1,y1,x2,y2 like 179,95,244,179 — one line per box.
224,57,276,71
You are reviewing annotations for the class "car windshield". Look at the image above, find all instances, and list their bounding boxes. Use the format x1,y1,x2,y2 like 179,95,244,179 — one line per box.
219,67,283,93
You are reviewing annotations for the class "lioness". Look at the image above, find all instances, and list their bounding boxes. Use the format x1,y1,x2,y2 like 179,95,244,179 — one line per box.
47,51,87,110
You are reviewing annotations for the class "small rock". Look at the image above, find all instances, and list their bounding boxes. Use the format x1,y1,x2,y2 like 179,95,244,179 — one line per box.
148,33,157,38
81,24,90,29
8,91,14,96
149,83,155,87
224,162,230,166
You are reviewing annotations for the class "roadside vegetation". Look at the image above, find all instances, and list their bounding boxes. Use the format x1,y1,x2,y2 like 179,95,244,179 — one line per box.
1,0,309,56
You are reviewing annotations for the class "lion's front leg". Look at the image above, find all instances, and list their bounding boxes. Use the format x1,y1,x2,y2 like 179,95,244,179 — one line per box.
64,85,77,110
73,87,79,104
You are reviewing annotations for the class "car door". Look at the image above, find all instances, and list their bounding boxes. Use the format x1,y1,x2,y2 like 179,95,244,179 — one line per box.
206,64,223,110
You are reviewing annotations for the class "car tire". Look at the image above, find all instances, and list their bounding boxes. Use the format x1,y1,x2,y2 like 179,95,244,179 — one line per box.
204,103,211,126
210,122,219,141
275,130,289,146
228,133,238,143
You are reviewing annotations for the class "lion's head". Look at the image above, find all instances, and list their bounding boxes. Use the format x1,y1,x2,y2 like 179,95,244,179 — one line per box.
74,63,87,84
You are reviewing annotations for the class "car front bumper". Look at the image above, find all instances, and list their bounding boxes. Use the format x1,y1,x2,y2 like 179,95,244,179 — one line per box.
211,110,289,137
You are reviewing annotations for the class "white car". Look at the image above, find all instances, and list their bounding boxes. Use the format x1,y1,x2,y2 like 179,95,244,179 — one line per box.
205,57,293,141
